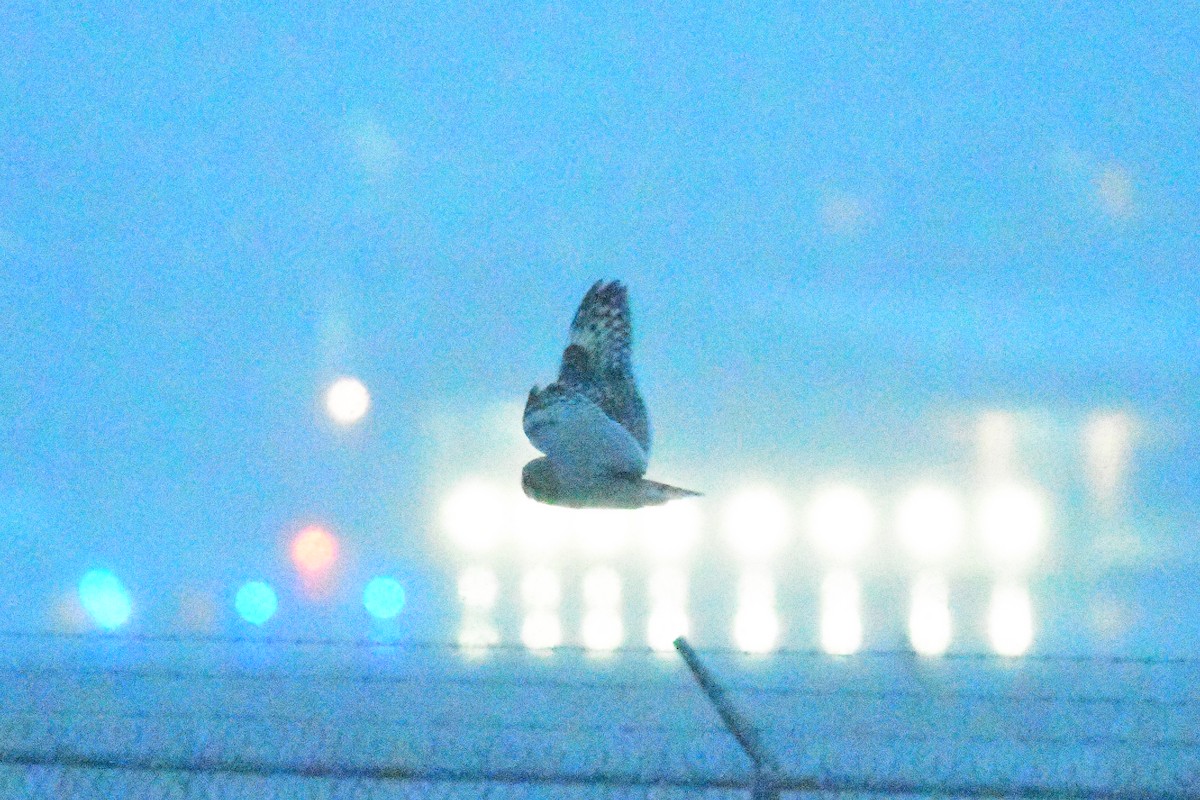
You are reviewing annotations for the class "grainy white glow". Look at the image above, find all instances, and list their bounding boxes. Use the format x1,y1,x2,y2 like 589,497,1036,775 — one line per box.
820,571,862,655
979,484,1045,565
521,612,562,650
988,583,1033,657
647,609,690,652
457,567,499,610
807,485,875,561
1083,411,1134,507
637,502,702,560
733,571,778,653
441,480,508,552
648,569,687,608
512,496,569,557
521,568,561,610
582,611,623,652
896,485,965,562
978,411,1017,477
457,614,499,652
723,487,789,559
324,376,370,425
908,572,952,656
575,509,630,557
583,568,621,609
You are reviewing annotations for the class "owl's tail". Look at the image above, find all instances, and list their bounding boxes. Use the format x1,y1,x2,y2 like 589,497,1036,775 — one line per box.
639,479,703,505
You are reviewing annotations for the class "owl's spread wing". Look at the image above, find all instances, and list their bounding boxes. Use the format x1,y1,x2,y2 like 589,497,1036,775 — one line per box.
523,384,648,480
557,281,651,454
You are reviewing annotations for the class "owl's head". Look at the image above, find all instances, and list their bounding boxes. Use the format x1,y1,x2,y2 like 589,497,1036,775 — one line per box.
521,457,558,504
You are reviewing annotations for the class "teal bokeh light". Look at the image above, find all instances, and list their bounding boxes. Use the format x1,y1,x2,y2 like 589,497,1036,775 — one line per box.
78,569,132,630
363,576,407,620
234,581,278,626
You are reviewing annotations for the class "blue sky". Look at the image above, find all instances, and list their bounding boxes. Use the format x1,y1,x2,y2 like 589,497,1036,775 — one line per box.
1,3,1197,642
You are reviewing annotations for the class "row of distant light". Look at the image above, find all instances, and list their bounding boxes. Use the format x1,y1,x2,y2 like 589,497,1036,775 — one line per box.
455,564,1036,657
76,522,405,630
442,481,1047,566
76,568,408,631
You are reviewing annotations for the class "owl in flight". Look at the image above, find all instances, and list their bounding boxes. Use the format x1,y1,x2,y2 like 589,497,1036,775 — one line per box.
522,280,701,508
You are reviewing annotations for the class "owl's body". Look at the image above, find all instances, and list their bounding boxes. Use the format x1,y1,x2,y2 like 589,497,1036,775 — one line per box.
522,281,700,509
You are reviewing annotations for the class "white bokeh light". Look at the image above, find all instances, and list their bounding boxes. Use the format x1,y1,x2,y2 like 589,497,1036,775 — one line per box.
441,480,508,553
807,485,875,561
1083,411,1135,507
457,566,499,610
733,571,779,653
637,502,702,560
521,612,562,651
512,496,569,557
457,614,500,653
979,484,1045,565
582,611,624,652
583,568,621,609
521,568,561,610
647,568,689,651
324,376,371,425
820,570,862,655
896,485,965,563
575,509,630,557
908,572,952,656
723,487,789,559
988,582,1034,657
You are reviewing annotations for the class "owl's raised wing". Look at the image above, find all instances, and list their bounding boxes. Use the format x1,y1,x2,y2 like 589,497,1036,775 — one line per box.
523,384,648,480
557,280,651,455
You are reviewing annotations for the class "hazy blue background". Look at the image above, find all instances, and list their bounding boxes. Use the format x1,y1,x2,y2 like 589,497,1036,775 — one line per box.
2,3,1197,644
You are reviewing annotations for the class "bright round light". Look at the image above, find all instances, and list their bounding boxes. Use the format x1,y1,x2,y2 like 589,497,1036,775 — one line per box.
648,568,687,608
820,570,862,655
512,496,569,556
582,611,624,652
78,569,132,631
363,576,407,620
734,571,778,653
291,526,339,575
458,615,500,651
582,568,621,609
441,480,507,553
637,502,701,560
907,572,951,656
988,582,1034,657
521,568,560,610
807,485,875,561
521,612,562,650
979,484,1045,565
647,609,690,651
575,509,630,557
234,581,278,626
457,567,499,610
722,487,789,559
896,485,965,562
324,376,370,425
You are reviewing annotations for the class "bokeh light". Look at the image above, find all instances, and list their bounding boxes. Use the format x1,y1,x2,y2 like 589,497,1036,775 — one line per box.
820,570,862,655
441,480,508,553
324,376,371,425
979,484,1045,565
733,571,779,653
78,569,132,631
234,581,278,626
521,567,561,610
723,486,789,559
291,525,339,575
582,611,623,652
896,485,965,562
521,612,562,650
363,576,407,620
989,582,1034,657
637,502,702,560
458,566,499,610
807,485,875,561
908,572,952,656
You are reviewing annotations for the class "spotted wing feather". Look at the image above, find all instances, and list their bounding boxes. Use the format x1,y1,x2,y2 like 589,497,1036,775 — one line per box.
558,281,651,454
